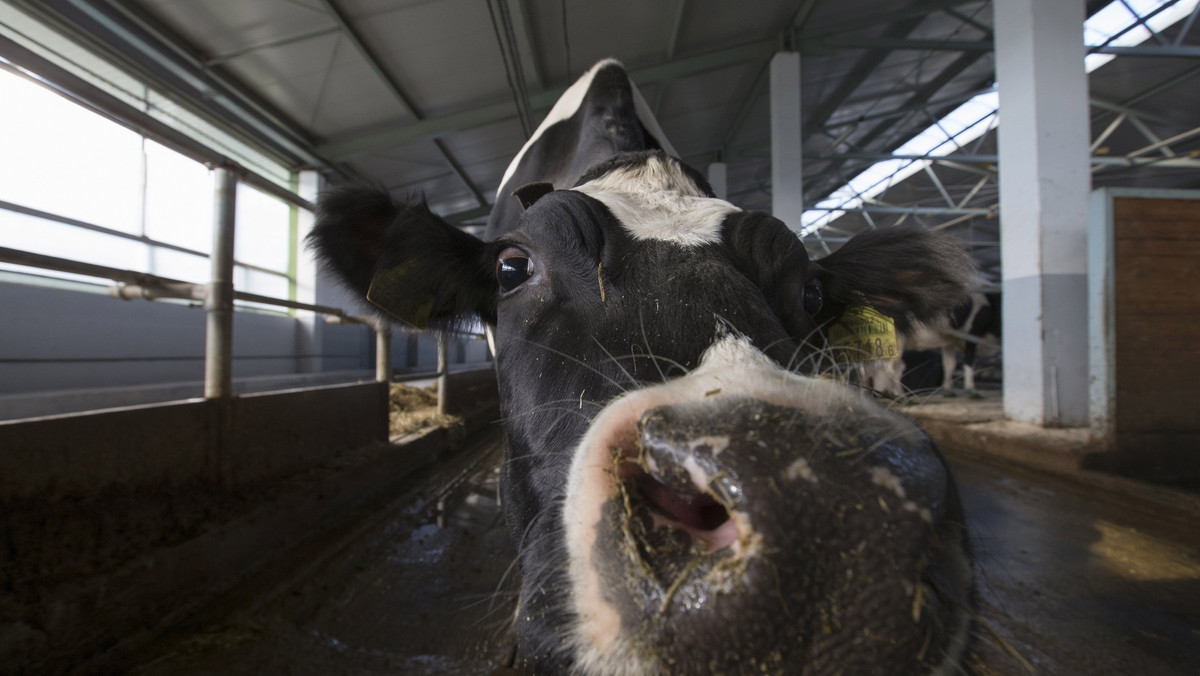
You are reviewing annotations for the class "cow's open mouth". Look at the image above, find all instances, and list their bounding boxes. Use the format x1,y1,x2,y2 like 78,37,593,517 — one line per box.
618,461,738,553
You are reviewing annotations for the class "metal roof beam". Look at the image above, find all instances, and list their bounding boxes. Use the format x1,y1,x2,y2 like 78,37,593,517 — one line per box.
23,0,344,175
813,37,991,52
650,0,688,115
943,6,992,36
805,205,995,216
716,58,772,154
804,0,982,39
805,49,987,201
801,16,932,141
824,87,993,130
809,36,1200,59
314,0,419,118
314,0,486,206
318,38,778,161
204,26,341,66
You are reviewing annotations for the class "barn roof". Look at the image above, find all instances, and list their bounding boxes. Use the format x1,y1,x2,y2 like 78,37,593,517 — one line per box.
7,0,1200,279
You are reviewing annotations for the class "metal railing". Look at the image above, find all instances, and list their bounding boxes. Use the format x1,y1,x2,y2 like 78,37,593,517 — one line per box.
0,164,409,400
0,174,477,414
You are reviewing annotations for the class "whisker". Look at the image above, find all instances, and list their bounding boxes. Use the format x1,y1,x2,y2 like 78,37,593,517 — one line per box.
637,306,667,383
589,335,638,388
514,336,630,394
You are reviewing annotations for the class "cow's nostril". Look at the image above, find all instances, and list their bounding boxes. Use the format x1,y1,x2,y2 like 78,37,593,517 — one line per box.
636,473,727,531
623,465,737,552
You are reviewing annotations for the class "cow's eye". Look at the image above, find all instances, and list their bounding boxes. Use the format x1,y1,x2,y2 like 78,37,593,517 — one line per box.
802,279,823,315
496,247,535,292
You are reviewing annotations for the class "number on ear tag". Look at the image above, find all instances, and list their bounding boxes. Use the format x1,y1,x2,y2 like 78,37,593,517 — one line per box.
828,304,898,362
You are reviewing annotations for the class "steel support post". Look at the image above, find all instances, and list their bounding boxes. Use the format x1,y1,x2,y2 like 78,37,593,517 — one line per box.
204,166,237,399
437,331,450,416
770,51,804,231
375,322,392,383
995,0,1090,426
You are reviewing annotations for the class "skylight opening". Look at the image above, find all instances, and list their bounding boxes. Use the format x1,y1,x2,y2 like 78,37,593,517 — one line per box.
801,0,1198,240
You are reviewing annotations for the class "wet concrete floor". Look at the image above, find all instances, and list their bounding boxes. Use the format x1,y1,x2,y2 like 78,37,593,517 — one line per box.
123,433,1200,675
956,456,1200,675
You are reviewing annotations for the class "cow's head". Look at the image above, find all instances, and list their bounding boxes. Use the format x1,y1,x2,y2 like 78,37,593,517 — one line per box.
310,61,974,676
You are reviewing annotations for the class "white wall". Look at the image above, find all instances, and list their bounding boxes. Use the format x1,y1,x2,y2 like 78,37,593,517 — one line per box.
0,279,372,396
0,273,490,417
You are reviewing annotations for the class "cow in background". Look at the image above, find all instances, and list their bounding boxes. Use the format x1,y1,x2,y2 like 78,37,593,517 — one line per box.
867,290,1001,398
309,59,976,675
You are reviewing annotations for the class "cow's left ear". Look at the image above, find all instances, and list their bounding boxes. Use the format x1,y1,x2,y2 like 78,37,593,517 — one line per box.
814,225,973,332
308,184,496,329
720,212,818,340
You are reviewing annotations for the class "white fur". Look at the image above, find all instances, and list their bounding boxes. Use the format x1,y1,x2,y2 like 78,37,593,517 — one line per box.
574,154,741,247
496,59,678,198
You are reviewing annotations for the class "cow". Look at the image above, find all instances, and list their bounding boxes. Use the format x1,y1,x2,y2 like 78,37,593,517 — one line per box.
866,291,1001,398
309,59,976,675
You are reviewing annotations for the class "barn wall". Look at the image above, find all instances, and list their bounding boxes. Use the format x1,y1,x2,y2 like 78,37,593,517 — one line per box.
1087,188,1200,490
0,278,490,419
0,279,371,395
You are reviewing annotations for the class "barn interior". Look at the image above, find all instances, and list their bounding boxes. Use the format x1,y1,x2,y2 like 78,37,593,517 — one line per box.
1,0,1198,674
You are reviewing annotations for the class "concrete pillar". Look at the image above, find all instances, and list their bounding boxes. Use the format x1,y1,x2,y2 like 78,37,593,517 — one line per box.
707,162,728,200
770,51,803,231
995,0,1090,426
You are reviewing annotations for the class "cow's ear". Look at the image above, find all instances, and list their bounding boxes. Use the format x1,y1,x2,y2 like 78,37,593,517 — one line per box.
814,225,973,333
514,182,554,209
308,184,495,329
720,212,817,339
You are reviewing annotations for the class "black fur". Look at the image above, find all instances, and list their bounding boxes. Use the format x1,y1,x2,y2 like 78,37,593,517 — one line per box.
815,225,975,332
308,184,496,328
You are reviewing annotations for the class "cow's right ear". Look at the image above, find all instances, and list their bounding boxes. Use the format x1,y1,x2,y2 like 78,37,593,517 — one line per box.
307,184,495,329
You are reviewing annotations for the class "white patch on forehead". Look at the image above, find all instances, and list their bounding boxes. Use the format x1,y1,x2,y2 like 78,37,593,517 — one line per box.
574,154,742,247
496,58,677,198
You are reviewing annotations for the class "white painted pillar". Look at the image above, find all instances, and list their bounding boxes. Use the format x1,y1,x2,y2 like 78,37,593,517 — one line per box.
995,0,1090,427
770,51,803,231
707,162,728,200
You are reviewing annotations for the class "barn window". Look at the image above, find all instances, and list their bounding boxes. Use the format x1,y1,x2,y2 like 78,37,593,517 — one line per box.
800,0,1199,242
0,55,304,314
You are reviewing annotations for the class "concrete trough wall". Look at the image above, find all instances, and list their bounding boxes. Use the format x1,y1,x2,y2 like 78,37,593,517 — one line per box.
0,382,388,500
0,371,498,674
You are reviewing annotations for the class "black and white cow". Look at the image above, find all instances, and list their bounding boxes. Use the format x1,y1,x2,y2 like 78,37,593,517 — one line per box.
867,291,1001,398
311,59,975,675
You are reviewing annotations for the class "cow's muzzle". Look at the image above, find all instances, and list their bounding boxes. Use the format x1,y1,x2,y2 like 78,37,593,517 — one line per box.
562,340,973,675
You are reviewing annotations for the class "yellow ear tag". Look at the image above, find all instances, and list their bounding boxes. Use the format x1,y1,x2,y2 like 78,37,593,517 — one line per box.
828,304,898,362
366,261,435,330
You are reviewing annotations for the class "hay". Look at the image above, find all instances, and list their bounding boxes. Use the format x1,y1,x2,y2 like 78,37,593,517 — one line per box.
388,382,463,436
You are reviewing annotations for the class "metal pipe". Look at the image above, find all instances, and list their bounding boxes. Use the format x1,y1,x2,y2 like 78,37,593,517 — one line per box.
0,246,180,286
375,322,392,383
109,281,203,301
205,167,237,399
437,331,449,416
322,314,376,327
